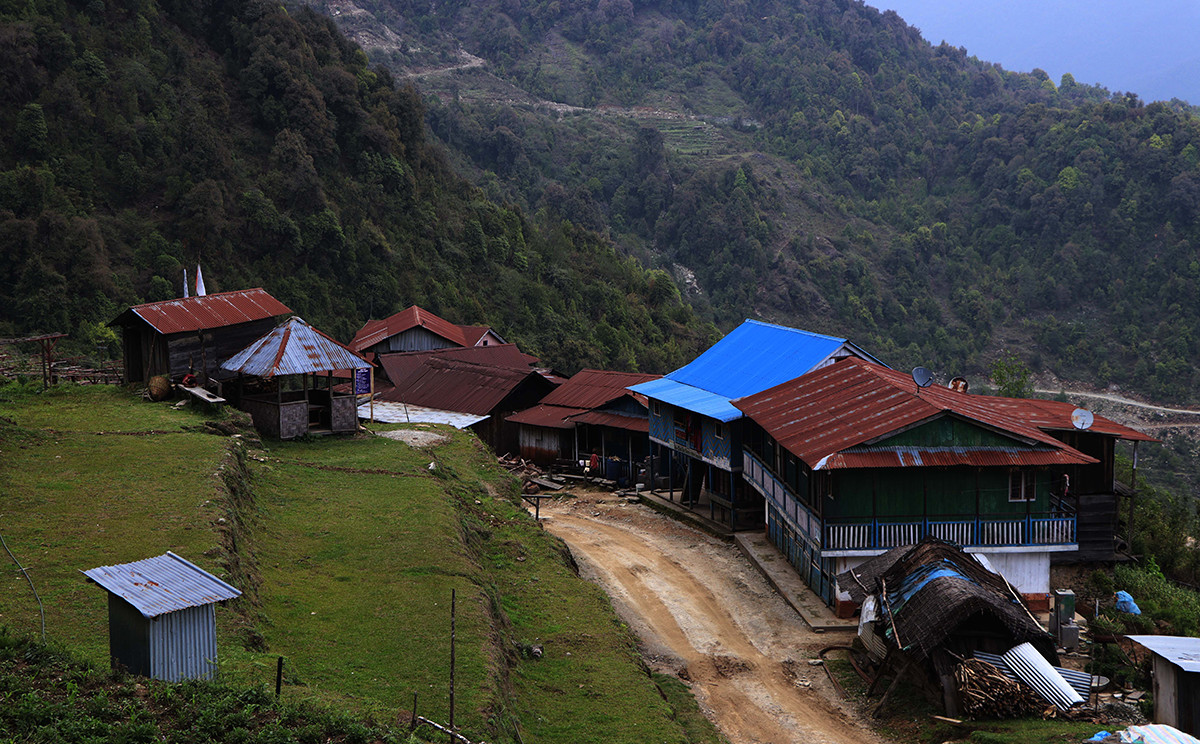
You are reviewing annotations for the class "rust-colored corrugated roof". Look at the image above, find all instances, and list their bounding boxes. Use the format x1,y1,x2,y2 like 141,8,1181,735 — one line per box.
377,344,539,385
566,409,650,433
540,369,660,409
112,289,291,335
220,317,371,378
732,359,1150,470
350,305,468,352
506,404,581,429
378,357,549,415
988,397,1158,442
821,447,1094,470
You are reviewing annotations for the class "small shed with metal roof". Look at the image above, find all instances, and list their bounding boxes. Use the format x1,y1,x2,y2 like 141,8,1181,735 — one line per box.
221,316,372,439
109,289,292,385
82,552,241,682
1128,635,1200,736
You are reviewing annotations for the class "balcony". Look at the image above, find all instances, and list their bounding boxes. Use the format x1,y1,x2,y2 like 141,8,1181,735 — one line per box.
823,514,1076,552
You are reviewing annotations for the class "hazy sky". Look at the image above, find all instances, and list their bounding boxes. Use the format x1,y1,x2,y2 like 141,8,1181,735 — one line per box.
873,0,1200,104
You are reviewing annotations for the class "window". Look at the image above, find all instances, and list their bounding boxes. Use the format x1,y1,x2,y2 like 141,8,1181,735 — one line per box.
651,400,660,416
1009,470,1036,502
714,422,724,440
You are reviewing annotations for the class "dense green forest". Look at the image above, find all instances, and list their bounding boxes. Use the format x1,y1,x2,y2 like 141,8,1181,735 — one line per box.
0,0,713,374
302,0,1200,403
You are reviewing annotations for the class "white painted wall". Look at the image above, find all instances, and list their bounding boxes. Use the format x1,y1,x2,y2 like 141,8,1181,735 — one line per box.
971,551,1049,595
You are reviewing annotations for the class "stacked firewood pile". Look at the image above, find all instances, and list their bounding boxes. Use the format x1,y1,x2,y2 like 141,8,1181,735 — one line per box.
954,659,1050,719
498,454,543,478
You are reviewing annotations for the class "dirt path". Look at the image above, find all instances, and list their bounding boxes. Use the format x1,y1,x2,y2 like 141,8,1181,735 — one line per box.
1033,388,1200,417
539,494,882,744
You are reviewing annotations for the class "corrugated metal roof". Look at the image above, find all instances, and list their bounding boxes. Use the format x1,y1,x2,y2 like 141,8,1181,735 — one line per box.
378,357,549,415
350,305,468,352
824,446,1092,469
664,319,885,399
82,552,241,618
359,401,489,428
628,378,744,422
991,397,1158,442
112,289,291,335
221,317,371,378
1128,636,1200,673
567,409,650,433
541,369,660,409
733,358,1120,469
506,404,581,429
629,319,882,419
377,345,539,386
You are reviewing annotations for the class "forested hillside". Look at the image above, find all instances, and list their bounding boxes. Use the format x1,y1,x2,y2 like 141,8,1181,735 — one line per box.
307,0,1200,403
0,0,713,374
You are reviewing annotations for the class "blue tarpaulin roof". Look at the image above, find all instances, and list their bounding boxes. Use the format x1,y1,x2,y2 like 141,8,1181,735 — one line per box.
629,320,884,419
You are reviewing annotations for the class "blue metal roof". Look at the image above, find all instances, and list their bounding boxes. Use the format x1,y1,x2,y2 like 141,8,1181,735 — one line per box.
82,552,241,618
629,378,743,422
629,319,886,419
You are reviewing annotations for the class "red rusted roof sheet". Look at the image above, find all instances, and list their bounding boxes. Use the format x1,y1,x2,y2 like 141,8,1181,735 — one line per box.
824,448,1093,470
506,404,583,429
732,359,1150,470
350,305,468,352
377,357,549,415
114,289,291,335
987,397,1158,442
458,325,505,346
540,369,660,409
377,344,539,385
220,317,371,378
566,409,650,433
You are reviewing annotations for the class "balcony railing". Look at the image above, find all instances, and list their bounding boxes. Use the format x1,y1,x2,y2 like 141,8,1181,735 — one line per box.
824,513,1076,551
744,448,1076,552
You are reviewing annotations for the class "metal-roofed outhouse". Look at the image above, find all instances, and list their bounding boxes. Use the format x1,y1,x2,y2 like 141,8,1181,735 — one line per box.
1128,635,1200,736
82,552,241,681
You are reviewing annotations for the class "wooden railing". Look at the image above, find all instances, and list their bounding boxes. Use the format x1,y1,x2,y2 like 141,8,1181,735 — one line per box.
824,513,1076,551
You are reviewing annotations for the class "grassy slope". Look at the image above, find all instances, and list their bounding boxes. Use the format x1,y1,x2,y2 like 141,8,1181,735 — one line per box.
0,385,721,744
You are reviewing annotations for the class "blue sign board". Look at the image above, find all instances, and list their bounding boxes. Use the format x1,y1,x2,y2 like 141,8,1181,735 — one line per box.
354,368,371,395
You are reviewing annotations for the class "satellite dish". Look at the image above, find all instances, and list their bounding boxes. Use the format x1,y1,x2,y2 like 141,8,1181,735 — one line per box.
912,367,934,389
1071,408,1094,430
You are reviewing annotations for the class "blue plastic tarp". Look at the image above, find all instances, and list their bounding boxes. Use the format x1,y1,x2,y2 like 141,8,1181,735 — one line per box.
1115,590,1141,615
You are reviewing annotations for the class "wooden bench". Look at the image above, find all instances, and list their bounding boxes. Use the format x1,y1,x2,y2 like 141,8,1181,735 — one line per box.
179,385,226,408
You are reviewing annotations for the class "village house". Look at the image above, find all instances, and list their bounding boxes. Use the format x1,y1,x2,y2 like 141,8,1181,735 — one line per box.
374,354,558,454
506,369,660,482
350,305,504,357
732,357,1155,613
109,289,291,385
628,319,883,529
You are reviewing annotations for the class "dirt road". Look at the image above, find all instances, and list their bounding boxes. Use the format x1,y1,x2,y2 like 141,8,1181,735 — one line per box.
539,494,883,744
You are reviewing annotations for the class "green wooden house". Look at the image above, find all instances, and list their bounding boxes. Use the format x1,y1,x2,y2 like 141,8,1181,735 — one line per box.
733,358,1155,614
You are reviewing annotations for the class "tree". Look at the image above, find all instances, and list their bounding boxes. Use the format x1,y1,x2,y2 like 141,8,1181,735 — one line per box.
990,351,1033,398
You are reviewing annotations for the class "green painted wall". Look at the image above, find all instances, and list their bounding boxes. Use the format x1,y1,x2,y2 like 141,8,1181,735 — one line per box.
827,467,1050,519
875,416,1027,449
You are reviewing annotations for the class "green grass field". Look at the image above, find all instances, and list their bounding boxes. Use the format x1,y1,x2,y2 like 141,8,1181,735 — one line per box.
0,383,722,743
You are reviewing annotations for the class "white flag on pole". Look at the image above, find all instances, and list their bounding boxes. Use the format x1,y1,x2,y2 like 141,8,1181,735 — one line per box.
195,264,207,296
183,267,190,298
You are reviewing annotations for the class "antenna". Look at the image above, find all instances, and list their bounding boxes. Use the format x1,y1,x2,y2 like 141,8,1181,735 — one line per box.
1070,408,1094,430
912,367,933,393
